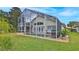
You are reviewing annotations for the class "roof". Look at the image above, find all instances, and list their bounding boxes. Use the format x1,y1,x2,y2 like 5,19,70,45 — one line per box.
21,8,61,23
23,8,58,19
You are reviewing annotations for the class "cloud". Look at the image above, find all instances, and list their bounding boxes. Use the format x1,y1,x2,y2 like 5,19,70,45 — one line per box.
58,8,78,16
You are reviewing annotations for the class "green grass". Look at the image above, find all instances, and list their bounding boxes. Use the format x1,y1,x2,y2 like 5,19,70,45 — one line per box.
0,32,79,51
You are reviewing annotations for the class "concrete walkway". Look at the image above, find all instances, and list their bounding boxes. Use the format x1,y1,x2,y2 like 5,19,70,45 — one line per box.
16,33,69,43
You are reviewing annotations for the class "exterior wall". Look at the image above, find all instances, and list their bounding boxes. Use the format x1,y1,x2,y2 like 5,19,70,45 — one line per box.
18,8,62,38
76,27,79,32
31,16,45,35
18,16,25,32
18,9,37,33
57,19,61,32
31,16,56,35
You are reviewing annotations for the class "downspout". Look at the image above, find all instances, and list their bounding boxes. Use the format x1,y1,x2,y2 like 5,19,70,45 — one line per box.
44,15,46,37
24,16,26,35
30,12,31,34
21,16,22,32
56,17,57,39
36,13,38,39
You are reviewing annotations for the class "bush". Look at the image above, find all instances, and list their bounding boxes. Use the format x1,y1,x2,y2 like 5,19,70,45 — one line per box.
0,21,10,33
0,36,13,50
60,29,69,37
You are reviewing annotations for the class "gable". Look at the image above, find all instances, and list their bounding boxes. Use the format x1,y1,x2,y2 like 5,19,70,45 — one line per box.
19,8,60,25
31,15,56,26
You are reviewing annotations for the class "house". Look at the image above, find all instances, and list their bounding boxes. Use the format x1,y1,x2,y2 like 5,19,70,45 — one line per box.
75,26,79,32
67,21,79,32
18,8,62,38
66,26,78,32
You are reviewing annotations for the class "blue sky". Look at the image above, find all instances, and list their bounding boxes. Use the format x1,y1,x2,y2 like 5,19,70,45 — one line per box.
0,7,79,24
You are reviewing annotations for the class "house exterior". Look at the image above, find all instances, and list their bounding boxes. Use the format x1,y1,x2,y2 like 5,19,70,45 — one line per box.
67,26,79,32
75,26,79,32
18,8,62,38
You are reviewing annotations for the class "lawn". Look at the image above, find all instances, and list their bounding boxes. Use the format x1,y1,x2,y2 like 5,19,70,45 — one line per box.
0,32,79,51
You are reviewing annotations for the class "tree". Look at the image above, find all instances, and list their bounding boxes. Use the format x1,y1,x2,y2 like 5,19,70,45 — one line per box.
67,21,79,27
0,12,10,33
0,9,15,33
9,7,21,32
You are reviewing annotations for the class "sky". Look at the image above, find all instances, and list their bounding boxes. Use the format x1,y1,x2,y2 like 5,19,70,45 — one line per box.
0,7,79,25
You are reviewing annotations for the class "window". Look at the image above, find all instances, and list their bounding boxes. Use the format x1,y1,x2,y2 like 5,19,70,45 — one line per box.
39,27,40,32
34,22,43,25
22,16,25,26
26,23,30,25
34,23,36,25
19,27,22,32
22,26,24,31
34,27,36,32
38,27,44,32
18,19,21,23
48,26,51,29
47,26,54,32
22,16,24,20
41,27,43,32
52,26,56,31
37,22,43,25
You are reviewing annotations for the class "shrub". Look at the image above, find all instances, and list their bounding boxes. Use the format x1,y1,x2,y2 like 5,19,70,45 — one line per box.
0,21,10,33
60,29,69,37
0,36,13,50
